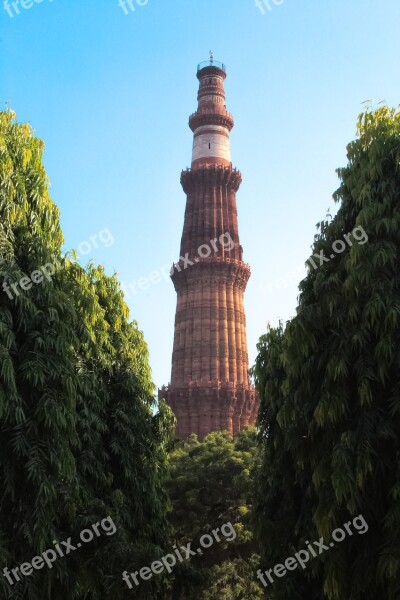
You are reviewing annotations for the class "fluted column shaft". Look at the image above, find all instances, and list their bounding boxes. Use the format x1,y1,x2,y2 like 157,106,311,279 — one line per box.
159,61,258,439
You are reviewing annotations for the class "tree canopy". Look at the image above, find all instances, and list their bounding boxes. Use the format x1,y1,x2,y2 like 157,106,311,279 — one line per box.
253,106,400,600
0,109,174,600
165,428,264,600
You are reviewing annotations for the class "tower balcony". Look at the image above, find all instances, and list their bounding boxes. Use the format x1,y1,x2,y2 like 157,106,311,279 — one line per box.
170,255,251,292
180,164,242,193
197,60,226,73
189,108,234,132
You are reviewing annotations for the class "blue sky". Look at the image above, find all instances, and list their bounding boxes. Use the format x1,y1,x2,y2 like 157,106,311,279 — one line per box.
1,0,400,390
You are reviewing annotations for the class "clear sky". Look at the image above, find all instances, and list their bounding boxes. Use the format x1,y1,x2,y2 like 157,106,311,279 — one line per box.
1,0,400,390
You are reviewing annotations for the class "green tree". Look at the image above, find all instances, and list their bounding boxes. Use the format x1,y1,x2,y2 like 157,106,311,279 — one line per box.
64,263,175,600
254,106,400,600
0,109,173,600
252,324,324,600
165,428,265,600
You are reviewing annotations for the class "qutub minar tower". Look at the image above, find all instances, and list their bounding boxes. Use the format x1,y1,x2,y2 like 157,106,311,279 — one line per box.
159,55,258,439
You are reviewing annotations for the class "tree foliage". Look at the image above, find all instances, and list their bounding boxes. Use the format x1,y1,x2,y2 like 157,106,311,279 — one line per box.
253,106,400,600
0,109,174,600
165,429,265,600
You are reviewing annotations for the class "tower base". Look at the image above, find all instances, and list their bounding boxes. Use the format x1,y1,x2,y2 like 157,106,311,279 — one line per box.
159,381,259,440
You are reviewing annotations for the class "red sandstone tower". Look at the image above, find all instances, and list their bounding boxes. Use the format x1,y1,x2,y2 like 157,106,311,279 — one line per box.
159,56,258,439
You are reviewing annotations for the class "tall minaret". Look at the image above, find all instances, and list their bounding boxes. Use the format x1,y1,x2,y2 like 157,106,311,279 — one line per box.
159,56,258,439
